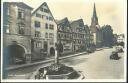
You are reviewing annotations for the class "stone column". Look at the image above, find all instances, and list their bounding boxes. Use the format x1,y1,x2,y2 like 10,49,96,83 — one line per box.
55,43,59,64
55,49,59,64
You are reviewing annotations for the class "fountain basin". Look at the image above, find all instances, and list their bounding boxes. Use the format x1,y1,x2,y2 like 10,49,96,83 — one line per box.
30,64,85,79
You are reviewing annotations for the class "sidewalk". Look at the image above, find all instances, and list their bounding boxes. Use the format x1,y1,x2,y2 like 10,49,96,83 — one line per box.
7,51,88,70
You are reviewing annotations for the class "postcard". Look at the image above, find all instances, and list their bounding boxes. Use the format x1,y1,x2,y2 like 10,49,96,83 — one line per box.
1,0,127,82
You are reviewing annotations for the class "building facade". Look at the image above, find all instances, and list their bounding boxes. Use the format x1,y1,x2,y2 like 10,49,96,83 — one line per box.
84,25,95,50
3,2,33,64
101,25,114,47
31,2,57,60
56,17,73,55
70,19,87,52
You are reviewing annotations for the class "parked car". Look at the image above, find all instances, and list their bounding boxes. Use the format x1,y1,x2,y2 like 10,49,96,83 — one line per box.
115,46,124,53
118,48,124,53
110,51,120,60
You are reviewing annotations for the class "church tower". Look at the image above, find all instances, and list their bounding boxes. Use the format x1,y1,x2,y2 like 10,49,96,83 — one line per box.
90,3,102,47
90,3,99,33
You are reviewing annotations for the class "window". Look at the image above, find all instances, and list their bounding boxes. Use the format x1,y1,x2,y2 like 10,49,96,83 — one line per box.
36,13,41,18
45,23,48,29
43,8,49,13
36,41,42,48
49,17,53,21
49,24,54,30
42,15,44,19
35,31,41,37
45,33,48,38
46,16,49,20
40,8,43,12
18,9,25,19
79,22,84,27
58,34,60,38
49,33,54,38
35,21,40,27
64,34,66,38
40,7,49,13
50,38,54,45
19,24,25,35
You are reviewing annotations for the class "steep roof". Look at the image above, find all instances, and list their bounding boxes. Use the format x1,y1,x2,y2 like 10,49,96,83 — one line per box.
70,19,85,28
56,17,71,31
32,2,46,16
56,17,70,25
31,2,57,24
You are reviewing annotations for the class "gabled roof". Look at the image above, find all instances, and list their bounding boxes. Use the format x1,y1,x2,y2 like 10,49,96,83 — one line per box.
4,2,33,10
70,19,85,28
70,19,83,24
32,2,46,16
56,17,70,26
56,17,71,31
31,2,57,24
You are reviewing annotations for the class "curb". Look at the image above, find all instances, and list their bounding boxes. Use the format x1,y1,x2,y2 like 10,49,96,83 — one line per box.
7,52,88,70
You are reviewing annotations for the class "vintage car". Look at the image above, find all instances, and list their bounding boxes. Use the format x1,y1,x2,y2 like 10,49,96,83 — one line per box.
110,51,120,60
115,46,124,53
118,48,124,53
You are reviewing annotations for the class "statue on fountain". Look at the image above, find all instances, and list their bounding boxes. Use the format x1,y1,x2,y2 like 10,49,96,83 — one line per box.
54,41,63,64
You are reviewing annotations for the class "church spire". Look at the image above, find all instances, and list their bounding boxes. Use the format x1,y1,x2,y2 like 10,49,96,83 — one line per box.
93,3,98,20
91,3,98,25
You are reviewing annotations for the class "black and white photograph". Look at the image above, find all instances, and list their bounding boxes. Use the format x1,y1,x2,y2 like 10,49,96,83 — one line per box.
1,0,127,82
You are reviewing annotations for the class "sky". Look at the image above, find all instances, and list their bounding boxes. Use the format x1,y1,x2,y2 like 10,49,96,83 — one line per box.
3,0,126,34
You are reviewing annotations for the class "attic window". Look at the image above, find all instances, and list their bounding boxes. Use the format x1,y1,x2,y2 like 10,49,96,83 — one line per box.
40,8,43,12
43,8,49,13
